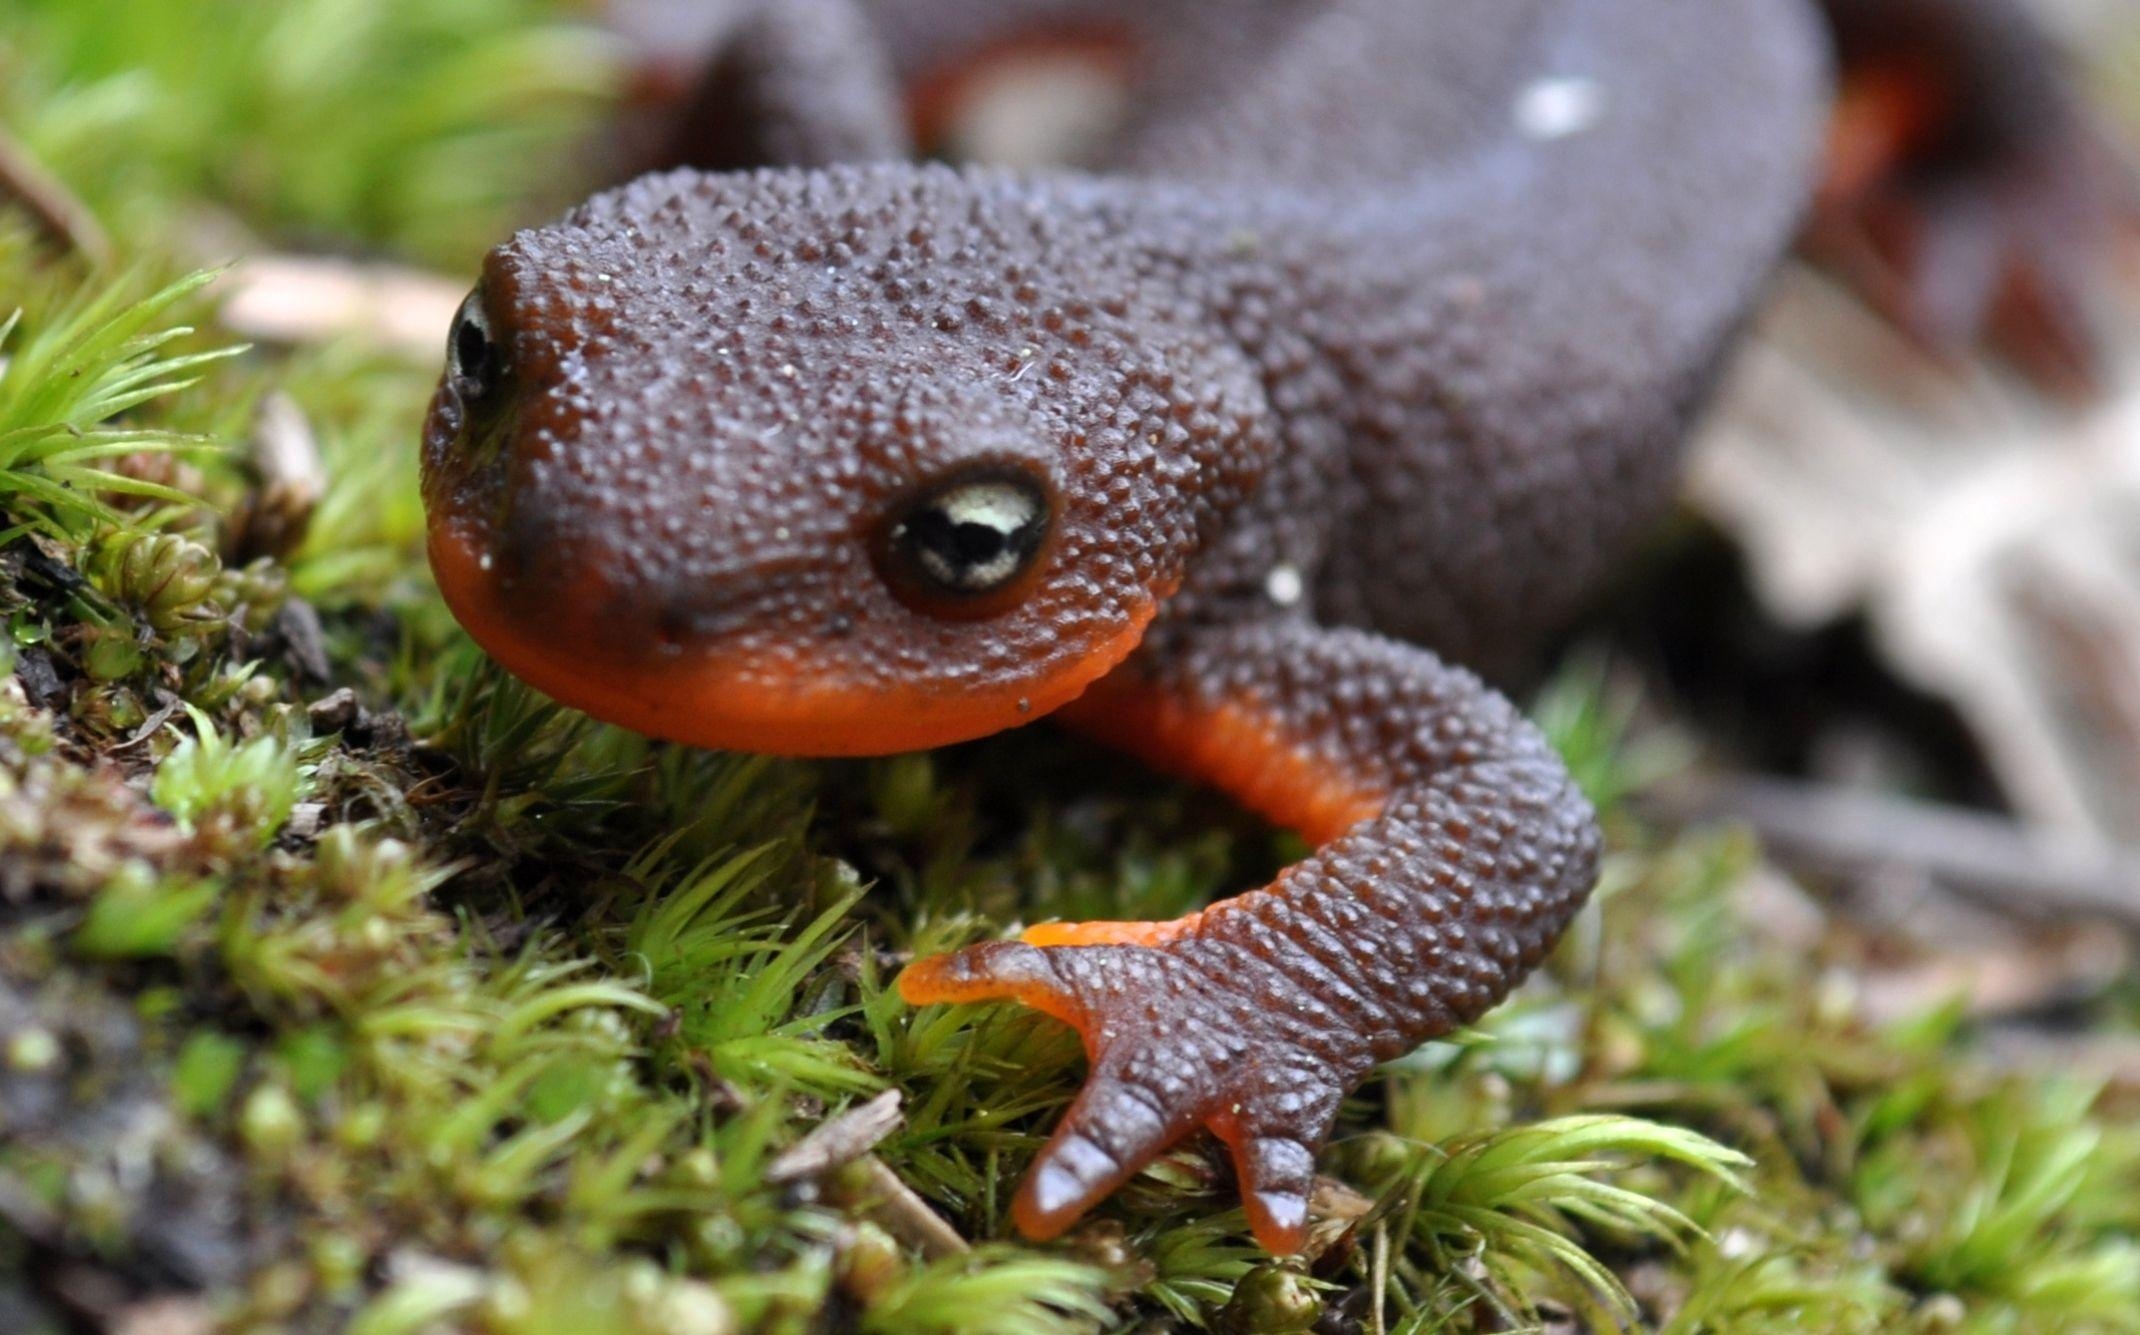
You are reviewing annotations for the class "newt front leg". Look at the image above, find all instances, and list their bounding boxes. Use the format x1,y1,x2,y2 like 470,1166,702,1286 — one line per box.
900,620,1600,1254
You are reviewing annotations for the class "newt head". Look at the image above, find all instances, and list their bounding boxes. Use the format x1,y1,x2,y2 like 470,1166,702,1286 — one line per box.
421,166,1257,757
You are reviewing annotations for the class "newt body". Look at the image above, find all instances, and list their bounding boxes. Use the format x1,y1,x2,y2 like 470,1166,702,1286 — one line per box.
424,0,2118,1252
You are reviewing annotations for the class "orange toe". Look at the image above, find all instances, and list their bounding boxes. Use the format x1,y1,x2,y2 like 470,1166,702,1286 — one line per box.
897,941,1086,1029
1018,914,1201,948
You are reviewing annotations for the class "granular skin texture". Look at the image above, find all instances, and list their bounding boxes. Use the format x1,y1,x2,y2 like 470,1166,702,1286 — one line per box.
422,0,2116,1253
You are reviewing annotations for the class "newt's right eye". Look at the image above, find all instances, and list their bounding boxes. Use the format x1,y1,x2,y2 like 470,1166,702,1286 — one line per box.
875,467,1053,618
448,290,507,403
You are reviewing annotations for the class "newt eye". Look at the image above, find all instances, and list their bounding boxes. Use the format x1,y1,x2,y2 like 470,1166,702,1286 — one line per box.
448,290,507,402
879,470,1052,613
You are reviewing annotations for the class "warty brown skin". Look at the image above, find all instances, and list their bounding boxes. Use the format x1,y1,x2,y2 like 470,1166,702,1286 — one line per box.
423,0,2112,1252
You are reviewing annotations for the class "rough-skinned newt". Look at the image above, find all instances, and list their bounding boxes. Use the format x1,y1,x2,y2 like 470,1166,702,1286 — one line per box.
423,0,2123,1254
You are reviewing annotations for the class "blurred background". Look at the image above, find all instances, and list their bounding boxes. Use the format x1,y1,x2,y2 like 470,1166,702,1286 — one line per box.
1,1,2139,1331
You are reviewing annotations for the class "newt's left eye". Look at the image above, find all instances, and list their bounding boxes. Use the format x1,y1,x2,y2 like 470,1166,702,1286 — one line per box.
878,470,1052,614
448,290,508,403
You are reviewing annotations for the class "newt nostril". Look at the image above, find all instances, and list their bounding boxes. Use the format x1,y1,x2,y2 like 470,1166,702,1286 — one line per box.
654,608,692,655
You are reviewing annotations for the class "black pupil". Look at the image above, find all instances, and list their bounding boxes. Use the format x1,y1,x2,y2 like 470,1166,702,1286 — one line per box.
895,481,1046,596
454,313,492,389
913,509,1011,568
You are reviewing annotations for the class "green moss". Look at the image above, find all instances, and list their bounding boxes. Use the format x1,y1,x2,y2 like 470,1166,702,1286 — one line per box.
150,705,309,850
1,2,2135,1331
3,0,623,267
0,261,236,543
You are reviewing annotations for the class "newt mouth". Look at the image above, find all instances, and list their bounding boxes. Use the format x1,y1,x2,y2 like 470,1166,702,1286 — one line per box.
425,522,1156,757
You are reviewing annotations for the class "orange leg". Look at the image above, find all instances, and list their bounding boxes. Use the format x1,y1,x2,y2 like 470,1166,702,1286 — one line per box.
899,621,1599,1253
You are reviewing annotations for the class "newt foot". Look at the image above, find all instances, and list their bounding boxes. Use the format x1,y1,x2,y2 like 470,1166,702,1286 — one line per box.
901,935,1365,1255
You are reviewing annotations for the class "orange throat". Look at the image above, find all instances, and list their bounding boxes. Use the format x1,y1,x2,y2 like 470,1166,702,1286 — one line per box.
426,523,1156,758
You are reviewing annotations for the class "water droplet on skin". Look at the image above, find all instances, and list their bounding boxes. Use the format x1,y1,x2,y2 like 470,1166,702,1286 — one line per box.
1513,77,1605,141
1264,564,1305,607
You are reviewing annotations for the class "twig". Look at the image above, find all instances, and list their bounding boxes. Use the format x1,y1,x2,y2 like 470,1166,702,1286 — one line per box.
1651,773,2140,932
106,692,182,752
215,255,464,362
845,1156,971,1260
228,391,326,563
766,1089,904,1184
0,122,111,265
767,1091,972,1258
1304,1174,1373,1266
1369,1221,1390,1335
1980,1027,2140,1093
